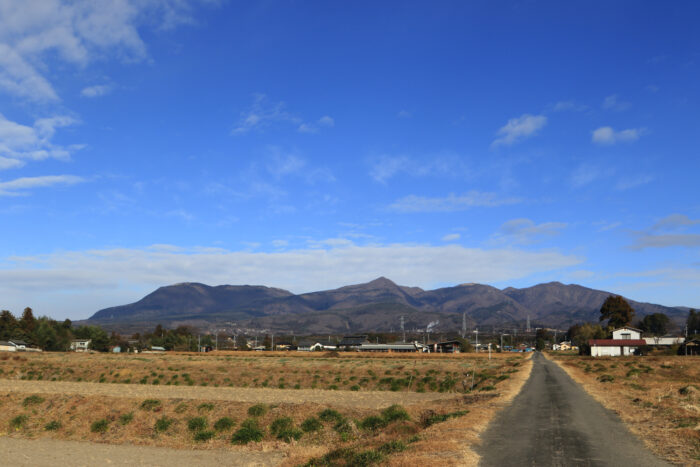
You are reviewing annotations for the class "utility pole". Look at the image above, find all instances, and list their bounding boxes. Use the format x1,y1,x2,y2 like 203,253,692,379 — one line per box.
215,333,218,351
401,315,406,343
526,315,531,333
685,324,688,356
198,334,201,353
271,334,274,351
461,312,467,339
474,329,479,352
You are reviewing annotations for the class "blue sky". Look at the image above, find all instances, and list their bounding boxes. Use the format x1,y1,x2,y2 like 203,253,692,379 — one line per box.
1,1,699,320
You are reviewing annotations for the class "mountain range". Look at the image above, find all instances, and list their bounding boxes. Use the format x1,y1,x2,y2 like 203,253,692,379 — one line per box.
83,277,690,334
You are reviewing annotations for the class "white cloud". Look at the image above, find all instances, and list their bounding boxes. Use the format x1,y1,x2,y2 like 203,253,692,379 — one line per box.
492,114,547,147
81,84,112,98
297,123,317,134
0,174,85,196
0,113,81,162
397,110,411,118
602,94,630,111
389,191,520,213
0,156,24,170
591,126,643,145
492,218,567,245
272,239,289,248
0,243,582,318
0,0,217,102
441,233,460,242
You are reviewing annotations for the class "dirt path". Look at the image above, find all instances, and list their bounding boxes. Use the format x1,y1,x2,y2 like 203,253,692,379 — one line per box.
0,378,456,409
478,352,670,466
0,436,283,467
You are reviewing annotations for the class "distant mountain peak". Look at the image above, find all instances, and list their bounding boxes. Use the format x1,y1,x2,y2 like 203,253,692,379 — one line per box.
367,276,397,287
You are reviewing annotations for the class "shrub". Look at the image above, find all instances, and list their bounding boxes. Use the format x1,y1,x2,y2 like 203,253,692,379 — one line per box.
140,399,161,411
213,417,236,431
188,416,208,432
194,430,215,442
301,416,323,433
318,408,343,422
381,404,410,422
174,403,188,413
154,416,173,433
277,426,303,442
119,413,134,425
45,420,61,431
349,450,385,466
597,374,614,383
231,419,264,444
91,419,109,433
270,417,293,436
420,410,469,427
377,440,407,455
247,403,268,417
198,402,215,411
358,415,387,431
10,415,28,429
22,395,45,407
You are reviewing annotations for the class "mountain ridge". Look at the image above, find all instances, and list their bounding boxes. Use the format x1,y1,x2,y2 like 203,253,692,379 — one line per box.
83,277,690,334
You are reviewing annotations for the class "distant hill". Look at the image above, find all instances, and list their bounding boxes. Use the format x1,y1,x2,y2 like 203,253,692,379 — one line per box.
83,277,690,334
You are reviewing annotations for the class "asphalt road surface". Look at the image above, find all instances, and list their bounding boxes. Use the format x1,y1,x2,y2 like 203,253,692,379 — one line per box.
478,352,671,467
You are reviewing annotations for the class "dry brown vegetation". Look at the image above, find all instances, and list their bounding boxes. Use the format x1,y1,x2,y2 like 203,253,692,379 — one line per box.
548,353,700,466
0,351,533,466
0,351,518,393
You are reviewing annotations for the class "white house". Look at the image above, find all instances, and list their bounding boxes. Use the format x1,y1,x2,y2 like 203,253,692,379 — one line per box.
0,341,17,352
643,336,685,346
590,327,645,357
8,339,28,350
70,339,91,352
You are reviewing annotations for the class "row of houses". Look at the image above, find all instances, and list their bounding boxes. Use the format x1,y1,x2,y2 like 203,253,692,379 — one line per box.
0,339,41,352
589,326,689,357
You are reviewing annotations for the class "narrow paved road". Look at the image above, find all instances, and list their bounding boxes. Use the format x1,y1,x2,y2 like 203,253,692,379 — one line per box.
478,353,670,467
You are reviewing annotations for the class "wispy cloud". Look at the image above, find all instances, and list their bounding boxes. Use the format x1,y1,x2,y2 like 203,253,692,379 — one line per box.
389,191,520,213
81,84,112,98
492,114,547,147
602,94,631,111
551,101,588,112
441,233,460,242
0,175,85,196
615,174,653,191
368,154,467,183
570,164,613,188
0,243,582,317
232,94,333,135
491,218,567,245
591,126,644,145
630,214,700,250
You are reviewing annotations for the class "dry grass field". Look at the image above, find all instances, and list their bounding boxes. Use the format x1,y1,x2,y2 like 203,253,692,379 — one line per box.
0,350,533,466
548,352,700,466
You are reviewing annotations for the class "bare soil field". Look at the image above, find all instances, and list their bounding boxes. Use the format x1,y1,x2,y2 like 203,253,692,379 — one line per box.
548,352,700,465
0,351,533,466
